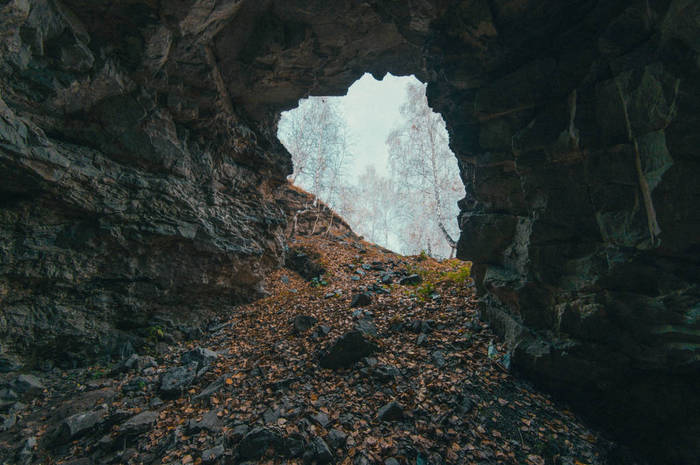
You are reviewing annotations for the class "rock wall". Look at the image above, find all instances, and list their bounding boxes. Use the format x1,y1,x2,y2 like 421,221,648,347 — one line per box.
0,0,292,368
426,1,700,463
0,0,698,462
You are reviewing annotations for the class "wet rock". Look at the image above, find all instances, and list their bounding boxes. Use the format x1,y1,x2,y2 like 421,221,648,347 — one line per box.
380,273,393,284
294,315,317,333
399,274,422,285
319,331,378,369
416,333,428,346
385,459,400,465
160,363,197,396
350,293,372,308
303,436,333,464
377,401,404,422
238,427,284,460
119,410,158,435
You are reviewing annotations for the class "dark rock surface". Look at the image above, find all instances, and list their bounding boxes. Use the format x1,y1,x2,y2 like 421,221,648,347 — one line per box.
429,3,700,462
293,315,317,333
319,331,378,370
284,247,325,281
238,427,284,460
0,0,698,462
398,275,422,286
159,364,198,396
350,293,372,308
119,410,157,436
376,401,404,422
0,0,289,368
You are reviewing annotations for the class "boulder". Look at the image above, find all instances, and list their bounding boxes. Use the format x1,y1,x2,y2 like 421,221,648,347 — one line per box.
160,363,198,396
377,401,404,422
50,409,107,445
12,374,45,398
181,347,219,368
319,331,378,369
238,427,284,460
187,409,222,433
350,293,372,308
294,315,318,333
119,410,158,435
303,437,333,464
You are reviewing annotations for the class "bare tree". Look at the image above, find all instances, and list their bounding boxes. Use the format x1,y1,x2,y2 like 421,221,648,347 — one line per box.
338,165,398,246
386,82,463,258
278,96,353,233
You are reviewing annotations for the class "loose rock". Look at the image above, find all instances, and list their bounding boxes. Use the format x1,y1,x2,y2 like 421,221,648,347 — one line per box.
319,331,378,369
377,401,404,422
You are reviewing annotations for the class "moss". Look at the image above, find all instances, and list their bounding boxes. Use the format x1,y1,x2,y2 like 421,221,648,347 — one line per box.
441,262,472,285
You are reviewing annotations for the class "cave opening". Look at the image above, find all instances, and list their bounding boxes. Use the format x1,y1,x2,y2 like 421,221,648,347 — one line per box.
276,72,465,259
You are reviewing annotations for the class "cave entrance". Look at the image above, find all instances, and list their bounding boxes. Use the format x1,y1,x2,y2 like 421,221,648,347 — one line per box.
277,73,464,259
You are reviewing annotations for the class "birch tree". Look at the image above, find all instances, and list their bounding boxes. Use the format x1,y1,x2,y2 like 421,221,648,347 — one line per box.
278,96,352,211
386,82,463,258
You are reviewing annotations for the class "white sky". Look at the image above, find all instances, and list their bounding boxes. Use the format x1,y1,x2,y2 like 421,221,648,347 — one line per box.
337,73,421,177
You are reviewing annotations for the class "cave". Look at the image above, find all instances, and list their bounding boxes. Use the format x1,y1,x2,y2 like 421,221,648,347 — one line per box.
0,1,698,463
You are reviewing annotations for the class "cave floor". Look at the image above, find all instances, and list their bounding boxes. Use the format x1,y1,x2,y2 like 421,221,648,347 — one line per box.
1,233,620,465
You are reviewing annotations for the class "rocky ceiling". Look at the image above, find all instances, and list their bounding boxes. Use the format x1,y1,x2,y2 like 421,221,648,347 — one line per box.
0,0,698,463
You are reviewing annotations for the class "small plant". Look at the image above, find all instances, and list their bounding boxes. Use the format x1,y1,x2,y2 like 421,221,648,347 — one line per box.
416,281,436,302
147,325,165,345
310,276,328,287
89,363,112,380
417,250,430,261
441,262,472,285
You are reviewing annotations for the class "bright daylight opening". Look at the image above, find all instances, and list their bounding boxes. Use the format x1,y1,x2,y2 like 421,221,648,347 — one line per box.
277,73,464,259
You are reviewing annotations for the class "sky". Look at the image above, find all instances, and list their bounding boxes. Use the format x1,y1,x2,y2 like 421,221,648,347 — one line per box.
338,73,421,177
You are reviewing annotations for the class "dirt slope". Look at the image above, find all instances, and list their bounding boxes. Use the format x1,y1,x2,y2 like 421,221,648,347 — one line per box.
0,215,633,464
